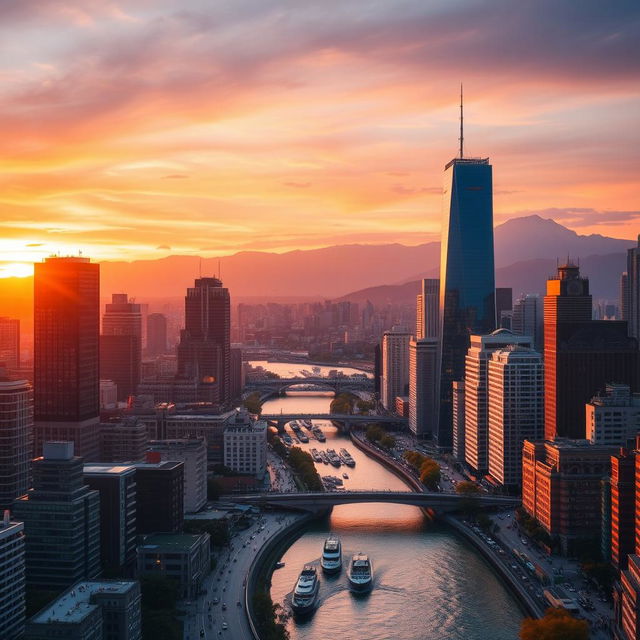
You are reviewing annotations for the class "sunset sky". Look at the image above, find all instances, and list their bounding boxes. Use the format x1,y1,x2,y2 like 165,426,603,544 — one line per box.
1,0,639,277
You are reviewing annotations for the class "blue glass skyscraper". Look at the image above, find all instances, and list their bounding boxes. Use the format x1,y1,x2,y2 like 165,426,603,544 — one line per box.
437,156,496,449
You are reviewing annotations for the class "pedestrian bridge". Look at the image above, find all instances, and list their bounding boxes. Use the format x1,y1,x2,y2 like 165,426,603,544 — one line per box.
261,413,407,431
227,491,520,514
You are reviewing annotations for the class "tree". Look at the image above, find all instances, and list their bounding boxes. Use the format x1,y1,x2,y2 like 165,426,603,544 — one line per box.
456,481,481,517
380,434,396,450
403,450,427,471
419,459,441,490
330,392,357,414
252,590,290,640
271,436,288,459
455,481,481,496
520,607,589,640
243,391,263,415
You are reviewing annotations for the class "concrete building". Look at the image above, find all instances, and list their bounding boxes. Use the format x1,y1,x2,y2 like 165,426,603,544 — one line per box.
0,317,20,370
99,418,148,463
512,293,542,351
223,413,267,478
99,380,118,410
34,257,101,460
487,346,543,490
522,439,618,555
587,384,640,446
83,464,137,575
138,533,210,599
100,294,142,402
610,447,637,571
147,439,207,513
25,580,141,640
416,279,439,340
452,381,466,461
625,235,640,342
464,330,532,476
13,442,101,590
146,313,167,358
381,327,411,410
134,457,184,534
408,338,438,438
0,377,32,511
0,513,25,639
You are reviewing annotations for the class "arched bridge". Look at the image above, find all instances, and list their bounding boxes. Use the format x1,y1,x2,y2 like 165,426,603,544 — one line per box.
261,413,407,431
228,491,520,514
245,376,373,394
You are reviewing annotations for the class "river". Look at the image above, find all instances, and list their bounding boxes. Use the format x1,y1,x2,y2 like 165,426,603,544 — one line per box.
256,363,523,640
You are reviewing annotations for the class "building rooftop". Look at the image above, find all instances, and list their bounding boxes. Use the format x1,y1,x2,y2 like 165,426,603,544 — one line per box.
83,464,135,476
133,460,183,471
139,533,205,552
31,581,136,625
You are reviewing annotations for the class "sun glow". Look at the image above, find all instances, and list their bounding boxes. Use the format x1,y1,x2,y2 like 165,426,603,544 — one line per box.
0,262,33,278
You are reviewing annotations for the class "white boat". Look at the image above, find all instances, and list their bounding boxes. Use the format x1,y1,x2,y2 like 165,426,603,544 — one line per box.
291,565,320,614
320,536,342,574
347,553,373,592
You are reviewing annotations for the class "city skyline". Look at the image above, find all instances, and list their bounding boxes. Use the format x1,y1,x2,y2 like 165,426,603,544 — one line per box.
0,0,639,278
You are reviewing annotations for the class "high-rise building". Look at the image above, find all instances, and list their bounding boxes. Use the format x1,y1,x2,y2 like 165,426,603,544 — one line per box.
487,346,543,490
100,418,148,463
586,383,640,446
610,447,637,571
438,155,496,450
464,330,532,475
512,293,542,351
408,338,438,439
84,463,137,575
177,277,231,406
416,279,440,340
13,441,101,590
147,439,207,513
146,313,167,357
627,235,640,342
544,262,639,440
0,513,25,639
0,376,32,511
0,317,20,370
101,293,142,402
134,456,184,534
495,287,512,329
621,272,630,322
25,580,141,640
230,347,243,400
452,381,466,461
34,256,100,460
381,327,412,410
522,439,617,555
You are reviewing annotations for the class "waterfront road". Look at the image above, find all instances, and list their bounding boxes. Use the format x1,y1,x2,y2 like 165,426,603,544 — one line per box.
183,511,304,640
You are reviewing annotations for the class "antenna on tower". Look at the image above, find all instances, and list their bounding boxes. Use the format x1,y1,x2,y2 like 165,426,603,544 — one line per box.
459,83,464,158
218,259,221,280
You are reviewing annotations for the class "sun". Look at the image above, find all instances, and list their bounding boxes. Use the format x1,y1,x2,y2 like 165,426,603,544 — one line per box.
0,263,34,278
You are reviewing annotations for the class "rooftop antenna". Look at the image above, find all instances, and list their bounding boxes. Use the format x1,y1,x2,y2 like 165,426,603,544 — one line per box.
218,259,221,280
459,83,464,159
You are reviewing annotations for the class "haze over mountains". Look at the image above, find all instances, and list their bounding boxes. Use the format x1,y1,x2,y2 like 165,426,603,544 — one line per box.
0,215,633,336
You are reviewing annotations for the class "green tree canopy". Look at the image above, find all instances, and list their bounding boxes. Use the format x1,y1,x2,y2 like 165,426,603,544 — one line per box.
243,391,263,415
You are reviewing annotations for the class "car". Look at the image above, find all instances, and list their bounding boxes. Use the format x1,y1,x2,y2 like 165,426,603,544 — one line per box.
222,603,227,610
200,630,205,638
212,598,219,604
222,622,228,630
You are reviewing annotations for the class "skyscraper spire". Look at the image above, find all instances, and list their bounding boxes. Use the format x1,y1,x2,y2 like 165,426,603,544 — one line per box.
459,83,464,158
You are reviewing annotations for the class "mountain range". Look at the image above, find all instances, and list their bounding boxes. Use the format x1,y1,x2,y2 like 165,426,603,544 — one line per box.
0,215,634,335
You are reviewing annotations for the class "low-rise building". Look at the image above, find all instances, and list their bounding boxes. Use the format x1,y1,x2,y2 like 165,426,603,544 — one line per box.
147,439,207,513
137,533,210,599
587,383,640,446
223,412,267,478
100,418,148,463
25,580,141,640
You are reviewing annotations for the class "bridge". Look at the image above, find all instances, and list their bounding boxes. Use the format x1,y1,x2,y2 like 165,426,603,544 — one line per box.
261,413,406,431
245,376,373,395
228,490,520,514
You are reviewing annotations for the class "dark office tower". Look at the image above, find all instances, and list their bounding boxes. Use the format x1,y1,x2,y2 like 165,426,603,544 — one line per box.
146,312,168,357
495,287,512,328
100,293,142,402
0,376,32,511
0,317,20,369
621,272,629,321
13,441,101,590
437,155,496,450
374,343,381,395
512,293,542,351
84,463,137,575
628,236,640,342
230,347,243,400
134,455,184,534
177,277,231,406
34,256,100,459
544,263,639,440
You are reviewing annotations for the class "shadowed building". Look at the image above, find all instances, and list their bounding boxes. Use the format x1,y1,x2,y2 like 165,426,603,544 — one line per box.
34,257,100,460
146,312,168,358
